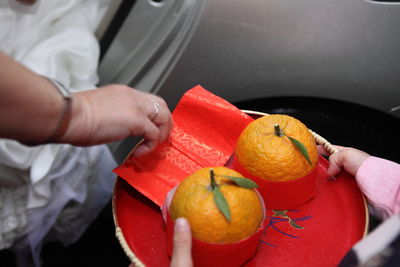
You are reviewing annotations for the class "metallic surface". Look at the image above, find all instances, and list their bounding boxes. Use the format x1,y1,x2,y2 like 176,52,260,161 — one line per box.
99,0,400,162
159,0,400,117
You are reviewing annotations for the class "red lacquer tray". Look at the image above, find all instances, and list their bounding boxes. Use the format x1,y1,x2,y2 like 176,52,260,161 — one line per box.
112,117,368,266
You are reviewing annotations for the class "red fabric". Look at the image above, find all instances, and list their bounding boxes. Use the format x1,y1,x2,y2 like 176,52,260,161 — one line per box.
113,85,253,207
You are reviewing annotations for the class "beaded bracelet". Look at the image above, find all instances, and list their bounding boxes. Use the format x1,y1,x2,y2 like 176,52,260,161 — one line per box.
45,78,73,143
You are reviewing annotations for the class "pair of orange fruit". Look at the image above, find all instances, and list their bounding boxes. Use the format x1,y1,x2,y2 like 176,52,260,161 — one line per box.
169,114,318,244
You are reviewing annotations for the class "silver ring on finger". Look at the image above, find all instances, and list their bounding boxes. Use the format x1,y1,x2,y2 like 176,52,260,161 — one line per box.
149,99,160,122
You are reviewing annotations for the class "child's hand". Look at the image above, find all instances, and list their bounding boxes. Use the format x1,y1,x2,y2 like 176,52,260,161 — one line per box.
318,145,370,177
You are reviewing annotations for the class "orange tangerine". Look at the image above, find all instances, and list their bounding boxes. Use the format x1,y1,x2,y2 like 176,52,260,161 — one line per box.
169,167,264,244
235,114,318,182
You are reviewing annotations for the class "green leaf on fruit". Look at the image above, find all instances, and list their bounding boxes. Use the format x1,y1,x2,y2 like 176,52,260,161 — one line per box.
216,175,258,189
213,186,231,222
287,136,312,165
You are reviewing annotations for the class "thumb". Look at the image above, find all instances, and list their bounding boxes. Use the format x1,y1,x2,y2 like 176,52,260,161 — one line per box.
170,218,193,267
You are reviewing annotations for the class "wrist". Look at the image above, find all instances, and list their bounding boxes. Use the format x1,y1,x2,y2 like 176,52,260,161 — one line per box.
44,78,73,143
17,77,67,146
59,90,92,145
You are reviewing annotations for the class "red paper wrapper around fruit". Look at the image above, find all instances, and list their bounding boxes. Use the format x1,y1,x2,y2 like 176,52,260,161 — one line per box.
231,156,318,210
162,187,266,267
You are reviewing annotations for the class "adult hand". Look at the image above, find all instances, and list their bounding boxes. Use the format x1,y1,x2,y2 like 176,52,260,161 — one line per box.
318,145,369,177
64,85,173,156
127,218,193,267
170,218,193,267
0,43,172,154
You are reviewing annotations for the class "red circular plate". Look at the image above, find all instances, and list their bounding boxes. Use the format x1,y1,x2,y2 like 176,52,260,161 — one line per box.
113,155,368,267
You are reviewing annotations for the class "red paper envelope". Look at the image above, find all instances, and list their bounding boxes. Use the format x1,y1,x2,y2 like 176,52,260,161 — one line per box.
113,85,253,207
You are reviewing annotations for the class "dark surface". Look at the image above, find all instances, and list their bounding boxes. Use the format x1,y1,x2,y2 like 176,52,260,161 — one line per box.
99,0,136,60
41,201,129,267
0,249,15,267
0,201,130,267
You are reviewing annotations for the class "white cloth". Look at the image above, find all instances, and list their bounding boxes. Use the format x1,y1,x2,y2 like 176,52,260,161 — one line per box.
0,0,109,90
0,0,114,266
352,214,400,265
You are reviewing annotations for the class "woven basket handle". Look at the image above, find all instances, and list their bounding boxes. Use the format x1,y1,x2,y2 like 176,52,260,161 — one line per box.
309,130,338,155
116,227,145,267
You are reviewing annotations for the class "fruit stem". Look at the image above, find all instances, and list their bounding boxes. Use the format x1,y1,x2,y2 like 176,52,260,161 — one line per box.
210,168,217,190
274,124,283,137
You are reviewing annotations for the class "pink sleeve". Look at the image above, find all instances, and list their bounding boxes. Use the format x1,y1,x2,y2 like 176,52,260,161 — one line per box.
356,156,400,220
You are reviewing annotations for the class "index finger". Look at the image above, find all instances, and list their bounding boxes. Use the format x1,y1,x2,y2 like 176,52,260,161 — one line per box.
318,144,348,156
151,97,173,142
